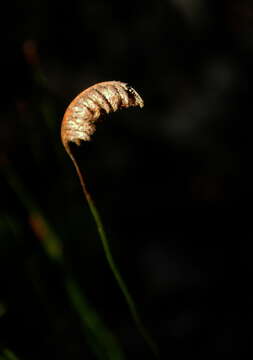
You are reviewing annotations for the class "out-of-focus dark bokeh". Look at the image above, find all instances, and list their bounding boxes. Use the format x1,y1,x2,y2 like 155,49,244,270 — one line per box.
1,0,253,359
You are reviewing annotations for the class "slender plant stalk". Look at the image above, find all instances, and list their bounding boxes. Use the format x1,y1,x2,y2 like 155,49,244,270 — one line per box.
69,152,159,358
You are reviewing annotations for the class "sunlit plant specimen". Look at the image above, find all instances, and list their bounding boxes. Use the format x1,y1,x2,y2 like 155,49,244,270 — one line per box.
61,81,158,357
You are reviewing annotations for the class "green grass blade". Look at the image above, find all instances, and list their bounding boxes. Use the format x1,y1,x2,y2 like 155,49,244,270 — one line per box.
2,349,19,360
2,164,125,360
66,277,125,360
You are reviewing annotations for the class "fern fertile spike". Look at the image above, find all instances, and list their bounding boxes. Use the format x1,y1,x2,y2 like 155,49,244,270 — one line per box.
61,81,144,152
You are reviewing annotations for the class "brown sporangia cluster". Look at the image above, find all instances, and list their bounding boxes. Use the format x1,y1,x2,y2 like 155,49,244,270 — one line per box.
61,81,144,153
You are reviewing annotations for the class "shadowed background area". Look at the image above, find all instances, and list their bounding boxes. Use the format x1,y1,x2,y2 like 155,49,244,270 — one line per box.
1,0,253,359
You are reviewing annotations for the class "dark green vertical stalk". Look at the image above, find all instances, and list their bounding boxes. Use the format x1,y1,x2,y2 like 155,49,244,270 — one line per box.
68,152,159,358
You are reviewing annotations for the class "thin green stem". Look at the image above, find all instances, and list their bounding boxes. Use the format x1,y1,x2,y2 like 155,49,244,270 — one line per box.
69,152,159,358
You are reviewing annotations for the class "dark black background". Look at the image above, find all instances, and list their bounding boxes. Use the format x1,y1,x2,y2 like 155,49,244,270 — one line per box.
1,0,253,359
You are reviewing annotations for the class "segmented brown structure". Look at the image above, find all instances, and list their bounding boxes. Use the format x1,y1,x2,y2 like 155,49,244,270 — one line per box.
61,81,144,153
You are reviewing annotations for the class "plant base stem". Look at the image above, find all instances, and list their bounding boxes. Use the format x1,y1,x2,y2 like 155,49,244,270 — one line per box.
69,152,159,358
